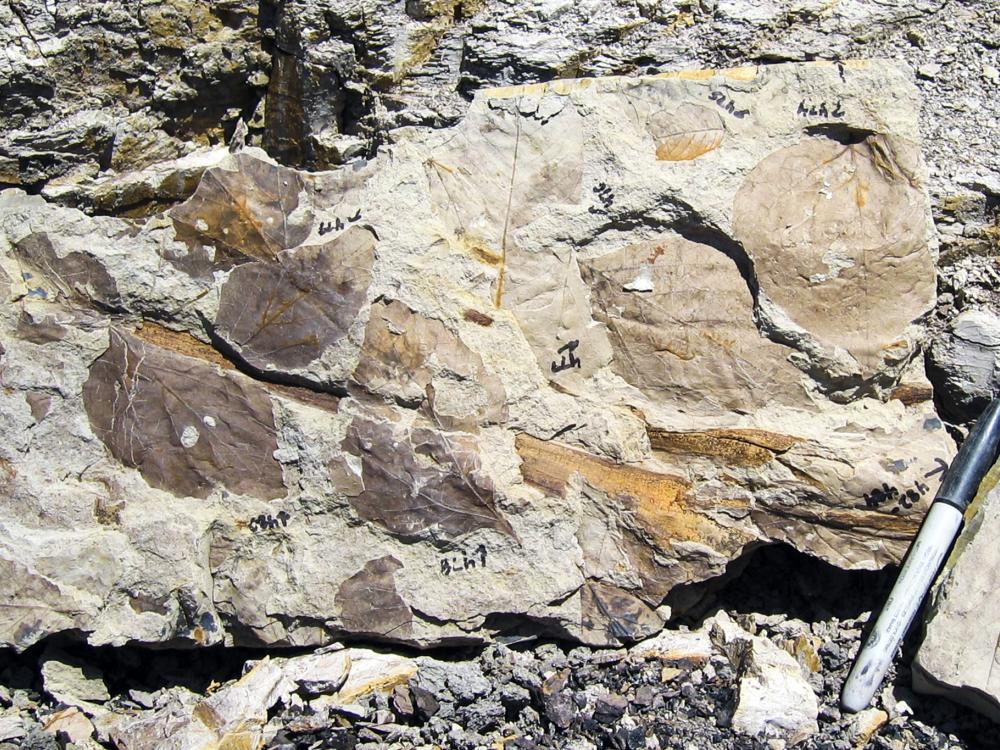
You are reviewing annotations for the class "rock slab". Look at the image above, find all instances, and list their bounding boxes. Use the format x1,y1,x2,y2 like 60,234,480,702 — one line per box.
0,61,951,651
913,476,1000,722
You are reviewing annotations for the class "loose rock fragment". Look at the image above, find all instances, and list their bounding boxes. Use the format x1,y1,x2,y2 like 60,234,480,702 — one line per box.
711,612,819,744
39,654,110,708
914,480,1000,722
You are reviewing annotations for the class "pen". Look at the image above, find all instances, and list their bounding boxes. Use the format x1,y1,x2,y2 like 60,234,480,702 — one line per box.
841,396,1000,713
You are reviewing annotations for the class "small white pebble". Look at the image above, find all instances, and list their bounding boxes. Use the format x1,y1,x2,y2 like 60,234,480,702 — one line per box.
180,425,200,448
918,63,942,79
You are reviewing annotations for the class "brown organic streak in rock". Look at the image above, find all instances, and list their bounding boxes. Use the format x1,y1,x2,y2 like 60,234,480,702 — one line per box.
341,417,515,543
463,309,494,326
648,427,801,468
82,329,285,500
890,383,934,405
0,459,16,489
168,153,314,264
354,299,506,429
134,322,236,370
516,434,748,554
134,322,340,413
14,233,122,310
215,226,376,372
754,500,920,539
336,556,413,640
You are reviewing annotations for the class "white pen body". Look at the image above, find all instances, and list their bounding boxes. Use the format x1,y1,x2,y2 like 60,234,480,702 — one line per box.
841,501,965,713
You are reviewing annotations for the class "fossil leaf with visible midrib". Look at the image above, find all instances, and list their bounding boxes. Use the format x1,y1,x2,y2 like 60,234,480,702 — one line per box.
214,225,377,373
424,101,583,307
82,328,285,500
169,153,314,264
649,104,725,161
339,416,515,543
14,233,122,310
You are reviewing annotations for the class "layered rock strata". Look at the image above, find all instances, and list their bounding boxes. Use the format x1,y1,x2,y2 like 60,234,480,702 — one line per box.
0,61,951,651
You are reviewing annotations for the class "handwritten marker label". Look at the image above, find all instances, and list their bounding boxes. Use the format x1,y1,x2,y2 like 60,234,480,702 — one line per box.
796,99,845,118
551,340,582,373
249,510,290,532
319,208,364,236
708,90,750,119
440,544,488,576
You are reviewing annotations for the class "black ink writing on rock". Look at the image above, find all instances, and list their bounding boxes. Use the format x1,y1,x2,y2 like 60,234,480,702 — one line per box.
588,182,614,214
708,90,750,119
863,472,935,514
440,544,488,576
318,209,364,236
796,99,845,118
551,340,582,373
249,510,291,532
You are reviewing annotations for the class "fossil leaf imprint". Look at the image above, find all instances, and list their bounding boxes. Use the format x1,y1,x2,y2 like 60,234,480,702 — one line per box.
579,236,809,412
353,299,507,429
82,329,285,500
214,225,377,372
424,100,583,307
649,104,725,161
732,134,934,372
580,580,663,645
14,233,122,310
336,556,413,640
169,153,314,264
340,416,515,543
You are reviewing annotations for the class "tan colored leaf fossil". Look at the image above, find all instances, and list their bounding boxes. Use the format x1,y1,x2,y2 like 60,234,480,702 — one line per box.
424,101,583,308
649,103,725,161
732,133,935,373
579,235,810,412
353,299,507,429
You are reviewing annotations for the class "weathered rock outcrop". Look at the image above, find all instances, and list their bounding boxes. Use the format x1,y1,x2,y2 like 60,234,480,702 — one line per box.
0,61,953,651
913,471,1000,722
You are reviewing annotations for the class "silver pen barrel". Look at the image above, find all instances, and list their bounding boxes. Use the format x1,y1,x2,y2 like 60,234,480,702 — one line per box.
841,397,1000,713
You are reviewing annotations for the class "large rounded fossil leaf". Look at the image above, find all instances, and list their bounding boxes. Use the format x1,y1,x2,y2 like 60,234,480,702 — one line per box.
732,134,935,373
580,236,809,413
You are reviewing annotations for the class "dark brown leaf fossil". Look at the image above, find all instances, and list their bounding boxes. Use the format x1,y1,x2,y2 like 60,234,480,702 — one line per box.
82,328,285,500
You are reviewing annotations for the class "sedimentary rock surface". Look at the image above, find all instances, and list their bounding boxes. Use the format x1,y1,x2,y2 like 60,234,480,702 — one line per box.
914,475,1000,723
0,61,953,652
